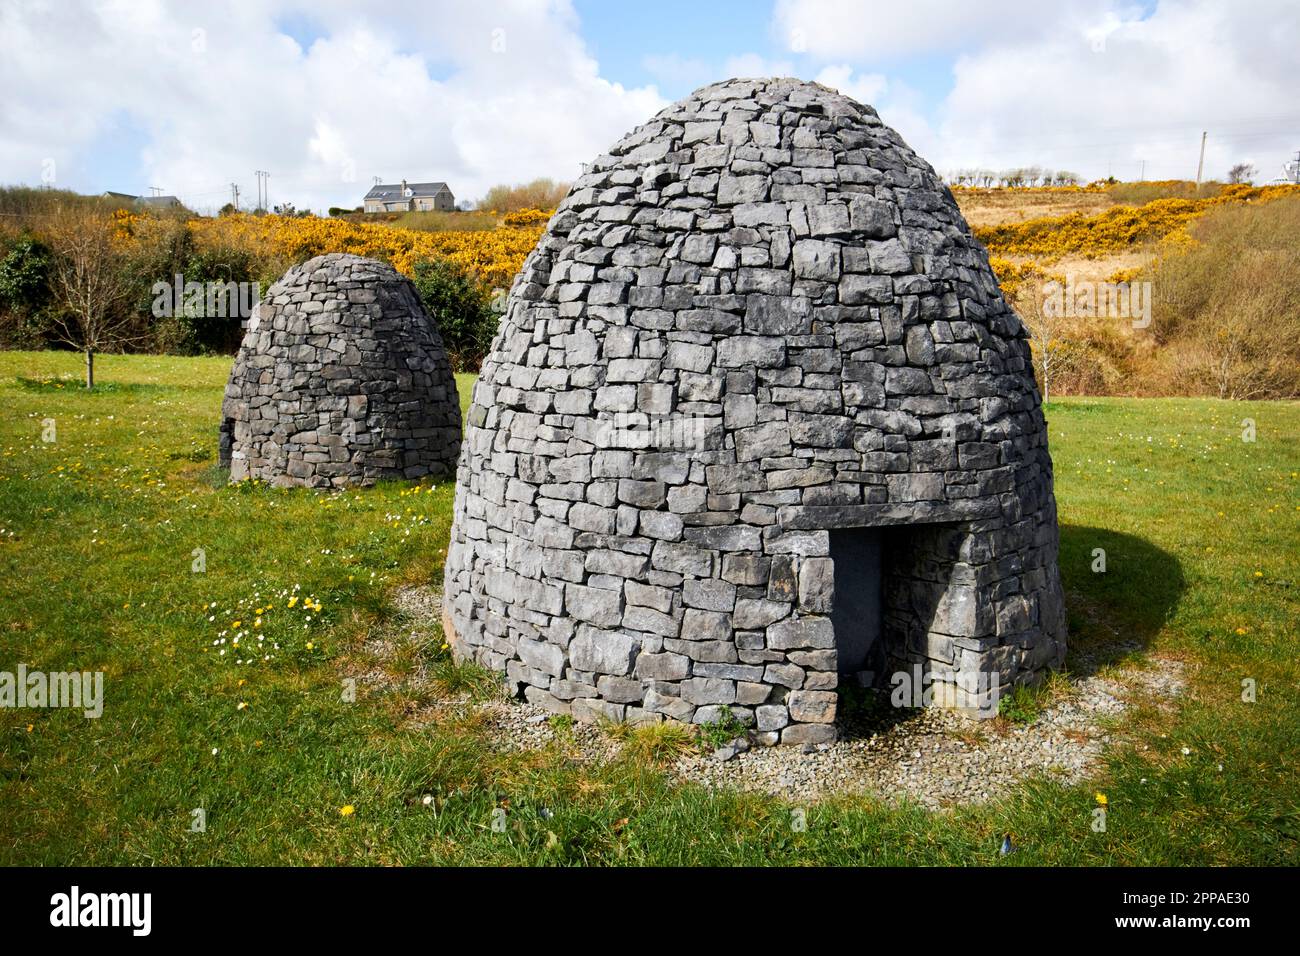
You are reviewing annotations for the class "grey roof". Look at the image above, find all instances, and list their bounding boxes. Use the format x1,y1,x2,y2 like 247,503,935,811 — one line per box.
102,192,183,208
364,181,452,201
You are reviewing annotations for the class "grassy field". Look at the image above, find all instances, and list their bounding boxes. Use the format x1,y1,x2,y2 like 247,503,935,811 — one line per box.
1,351,1296,865
954,186,1115,228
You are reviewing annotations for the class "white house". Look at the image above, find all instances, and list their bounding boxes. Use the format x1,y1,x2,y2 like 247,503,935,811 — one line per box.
363,179,455,213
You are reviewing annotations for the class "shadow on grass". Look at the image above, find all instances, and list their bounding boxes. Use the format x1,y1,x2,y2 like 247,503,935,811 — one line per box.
13,374,228,394
1058,523,1186,676
14,376,176,395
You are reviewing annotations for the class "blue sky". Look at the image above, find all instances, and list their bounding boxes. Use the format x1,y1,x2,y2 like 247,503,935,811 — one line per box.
574,0,964,109
2,0,1295,213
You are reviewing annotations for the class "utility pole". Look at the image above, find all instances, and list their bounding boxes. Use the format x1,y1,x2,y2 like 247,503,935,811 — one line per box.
230,182,240,211
148,186,163,197
1195,130,1208,187
254,170,269,210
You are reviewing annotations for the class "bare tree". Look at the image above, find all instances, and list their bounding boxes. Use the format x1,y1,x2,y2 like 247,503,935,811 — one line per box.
1018,278,1076,403
45,205,141,388
1227,162,1256,184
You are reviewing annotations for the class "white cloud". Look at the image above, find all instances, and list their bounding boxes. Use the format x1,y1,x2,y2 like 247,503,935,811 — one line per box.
933,0,1300,182
0,0,666,212
773,0,1106,60
811,65,886,107
772,0,1300,183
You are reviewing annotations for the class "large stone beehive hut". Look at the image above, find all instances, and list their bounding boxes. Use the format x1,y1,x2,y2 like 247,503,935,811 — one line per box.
219,253,461,488
444,78,1066,744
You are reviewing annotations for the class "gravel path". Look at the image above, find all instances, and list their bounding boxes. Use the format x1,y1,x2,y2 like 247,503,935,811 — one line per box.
387,586,1186,808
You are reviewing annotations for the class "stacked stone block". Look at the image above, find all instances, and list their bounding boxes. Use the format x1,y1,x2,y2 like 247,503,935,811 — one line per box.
220,253,461,488
443,78,1067,744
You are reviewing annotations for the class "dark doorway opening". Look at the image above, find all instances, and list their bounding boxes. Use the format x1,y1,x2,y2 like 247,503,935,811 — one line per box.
830,522,958,688
829,527,885,683
218,417,234,470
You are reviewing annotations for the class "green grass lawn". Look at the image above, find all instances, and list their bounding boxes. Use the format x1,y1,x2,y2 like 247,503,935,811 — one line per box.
1,351,1296,865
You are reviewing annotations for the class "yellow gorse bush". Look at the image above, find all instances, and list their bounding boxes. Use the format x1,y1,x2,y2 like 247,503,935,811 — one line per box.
188,213,548,289
986,256,1055,300
974,184,1300,260
111,207,143,242
501,207,553,228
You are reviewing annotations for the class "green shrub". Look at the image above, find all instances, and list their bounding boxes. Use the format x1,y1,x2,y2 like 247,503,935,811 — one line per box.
0,235,52,310
410,256,498,372
697,706,748,749
0,235,54,348
547,714,575,733
997,684,1043,724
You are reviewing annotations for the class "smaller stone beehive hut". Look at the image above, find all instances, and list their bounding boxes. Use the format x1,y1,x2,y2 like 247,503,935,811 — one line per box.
220,253,461,487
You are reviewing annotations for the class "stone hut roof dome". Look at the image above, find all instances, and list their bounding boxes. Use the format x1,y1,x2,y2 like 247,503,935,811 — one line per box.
220,253,461,488
444,78,1066,744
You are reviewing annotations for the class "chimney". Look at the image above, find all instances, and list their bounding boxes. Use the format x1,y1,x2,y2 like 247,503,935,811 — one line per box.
401,178,407,193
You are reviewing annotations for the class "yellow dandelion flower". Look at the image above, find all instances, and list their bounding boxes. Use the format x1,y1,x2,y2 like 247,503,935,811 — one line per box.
340,805,355,817
1095,792,1108,806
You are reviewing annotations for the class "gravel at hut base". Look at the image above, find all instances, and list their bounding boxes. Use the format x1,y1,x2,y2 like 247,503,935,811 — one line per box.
388,587,1186,809
670,671,1153,809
